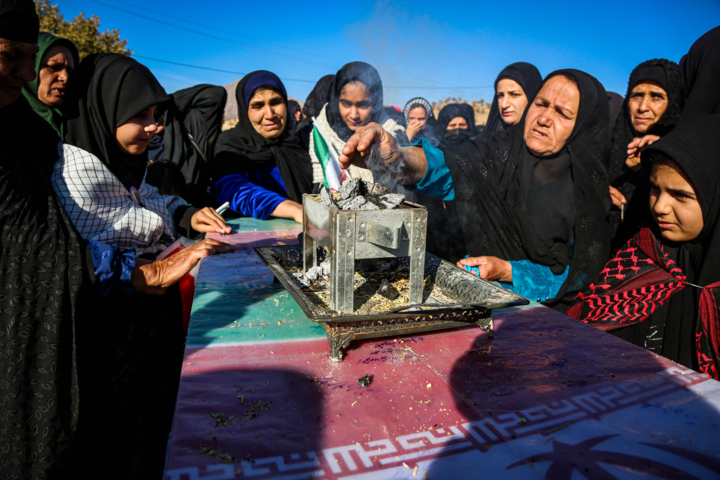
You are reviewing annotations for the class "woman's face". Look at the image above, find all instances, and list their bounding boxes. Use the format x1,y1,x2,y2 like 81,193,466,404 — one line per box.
114,104,164,155
524,75,580,157
649,159,704,243
628,81,669,135
496,78,528,126
37,45,74,108
338,81,372,131
408,106,428,127
447,116,468,130
248,88,287,139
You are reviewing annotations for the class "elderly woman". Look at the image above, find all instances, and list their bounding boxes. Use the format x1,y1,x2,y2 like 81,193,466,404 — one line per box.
339,70,611,312
20,32,78,172
309,61,407,188
213,71,313,223
481,62,542,140
570,115,720,378
436,102,477,147
608,59,683,248
403,97,439,146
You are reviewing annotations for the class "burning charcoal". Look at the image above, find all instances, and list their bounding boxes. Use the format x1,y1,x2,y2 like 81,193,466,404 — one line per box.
305,266,323,281
339,177,361,200
378,279,400,300
336,199,350,209
291,273,311,287
358,374,372,387
319,259,331,276
320,187,334,206
341,195,367,211
380,193,405,209
363,182,389,196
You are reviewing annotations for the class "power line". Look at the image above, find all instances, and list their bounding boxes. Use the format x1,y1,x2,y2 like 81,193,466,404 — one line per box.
82,0,467,90
135,55,493,90
83,0,336,69
109,0,342,65
134,55,315,83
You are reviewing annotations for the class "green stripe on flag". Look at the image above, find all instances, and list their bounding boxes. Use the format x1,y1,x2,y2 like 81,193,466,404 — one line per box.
312,125,332,189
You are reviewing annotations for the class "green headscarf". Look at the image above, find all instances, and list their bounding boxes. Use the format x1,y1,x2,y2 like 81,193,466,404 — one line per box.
21,32,79,138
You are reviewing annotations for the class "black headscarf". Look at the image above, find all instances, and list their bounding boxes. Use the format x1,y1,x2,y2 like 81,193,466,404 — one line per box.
326,61,385,142
0,0,37,43
607,91,624,126
63,54,170,192
439,69,611,311
302,74,334,119
602,115,720,369
286,99,302,133
679,26,720,122
213,70,313,203
481,62,542,140
608,59,683,247
437,103,477,147
149,84,226,205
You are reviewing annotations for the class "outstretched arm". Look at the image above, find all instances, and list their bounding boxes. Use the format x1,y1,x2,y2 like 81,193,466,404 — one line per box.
338,123,428,185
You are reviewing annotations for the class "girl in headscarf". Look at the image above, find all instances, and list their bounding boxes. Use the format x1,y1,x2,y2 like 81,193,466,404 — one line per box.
436,102,477,147
213,70,313,223
403,97,439,146
569,115,720,379
339,70,612,312
608,59,683,249
309,61,407,187
54,54,230,257
481,62,542,140
20,32,79,174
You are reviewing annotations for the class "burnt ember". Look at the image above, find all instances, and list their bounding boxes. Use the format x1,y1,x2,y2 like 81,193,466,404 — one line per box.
377,278,400,300
316,178,405,211
358,374,372,387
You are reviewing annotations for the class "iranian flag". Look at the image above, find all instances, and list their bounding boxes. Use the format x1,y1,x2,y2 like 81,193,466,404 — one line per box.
312,124,343,190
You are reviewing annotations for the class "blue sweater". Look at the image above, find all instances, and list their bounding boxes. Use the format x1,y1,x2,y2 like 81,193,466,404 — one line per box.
215,163,288,220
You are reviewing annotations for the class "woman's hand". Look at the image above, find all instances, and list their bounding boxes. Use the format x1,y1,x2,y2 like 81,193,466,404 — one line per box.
271,199,304,224
457,256,513,283
609,186,627,209
626,134,661,172
405,119,423,142
339,122,402,171
191,207,232,234
131,239,236,294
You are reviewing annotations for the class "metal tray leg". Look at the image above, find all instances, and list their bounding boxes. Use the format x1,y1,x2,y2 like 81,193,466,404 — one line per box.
476,311,494,338
324,325,354,362
408,212,427,305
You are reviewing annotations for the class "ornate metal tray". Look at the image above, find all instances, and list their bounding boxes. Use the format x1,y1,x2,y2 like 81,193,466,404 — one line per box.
255,245,529,361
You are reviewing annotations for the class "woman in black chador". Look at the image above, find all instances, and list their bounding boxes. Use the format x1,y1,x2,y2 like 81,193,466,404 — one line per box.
0,7,234,476
608,59,683,249
337,69,612,313
480,62,542,140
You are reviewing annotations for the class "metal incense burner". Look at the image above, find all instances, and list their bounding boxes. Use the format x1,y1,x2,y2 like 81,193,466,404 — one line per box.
302,193,427,313
254,193,530,362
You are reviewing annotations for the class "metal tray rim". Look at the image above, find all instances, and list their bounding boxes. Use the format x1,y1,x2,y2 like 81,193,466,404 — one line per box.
254,245,529,323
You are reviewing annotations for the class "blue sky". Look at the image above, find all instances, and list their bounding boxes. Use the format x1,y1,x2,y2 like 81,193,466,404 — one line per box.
57,0,720,106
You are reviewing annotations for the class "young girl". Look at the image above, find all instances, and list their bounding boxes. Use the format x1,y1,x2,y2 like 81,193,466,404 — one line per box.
309,61,408,189
569,115,720,378
53,54,229,257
